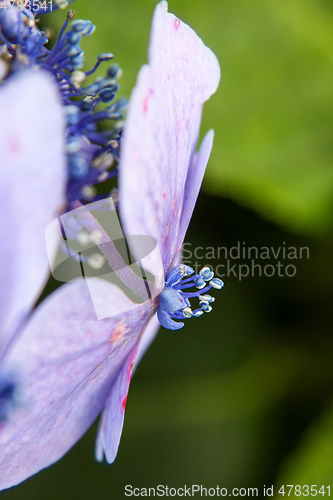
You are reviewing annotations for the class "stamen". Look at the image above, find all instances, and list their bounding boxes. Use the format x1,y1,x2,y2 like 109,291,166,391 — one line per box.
0,5,124,208
199,294,215,303
70,69,85,87
87,253,105,270
89,230,102,245
210,278,224,289
182,307,193,318
77,230,90,247
91,151,114,169
157,265,224,330
199,266,214,281
81,185,97,200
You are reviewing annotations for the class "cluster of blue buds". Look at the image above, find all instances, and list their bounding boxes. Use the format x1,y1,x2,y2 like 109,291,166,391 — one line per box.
158,265,224,330
0,2,125,207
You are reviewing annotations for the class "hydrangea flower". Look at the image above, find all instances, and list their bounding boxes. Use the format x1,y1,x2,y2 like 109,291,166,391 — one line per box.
0,0,221,490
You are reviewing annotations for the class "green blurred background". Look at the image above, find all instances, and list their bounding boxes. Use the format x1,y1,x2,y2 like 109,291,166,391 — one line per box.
3,0,333,498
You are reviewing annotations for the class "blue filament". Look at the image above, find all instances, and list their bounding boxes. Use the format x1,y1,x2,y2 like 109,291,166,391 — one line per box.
0,6,126,207
157,265,224,330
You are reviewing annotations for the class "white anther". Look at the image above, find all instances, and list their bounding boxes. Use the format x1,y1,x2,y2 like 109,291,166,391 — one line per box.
89,230,102,245
194,310,204,317
107,139,119,149
115,120,125,131
77,230,90,247
81,185,97,200
26,18,36,28
91,152,114,169
44,28,53,38
182,307,193,318
210,279,224,290
199,266,211,276
70,70,86,89
55,0,69,8
178,265,187,276
199,295,215,303
97,172,109,183
87,253,105,270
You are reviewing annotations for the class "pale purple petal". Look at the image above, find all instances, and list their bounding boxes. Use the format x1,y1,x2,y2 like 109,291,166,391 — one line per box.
0,70,66,356
95,313,160,463
119,0,220,278
176,130,215,253
0,279,155,490
95,346,137,463
134,312,160,368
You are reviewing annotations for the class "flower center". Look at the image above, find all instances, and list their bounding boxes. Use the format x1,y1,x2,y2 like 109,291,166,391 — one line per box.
157,264,224,330
0,5,125,208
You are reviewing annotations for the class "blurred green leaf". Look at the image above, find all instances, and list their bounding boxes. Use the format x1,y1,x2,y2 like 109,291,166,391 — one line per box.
48,0,333,234
127,342,308,431
274,399,333,497
205,0,333,235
